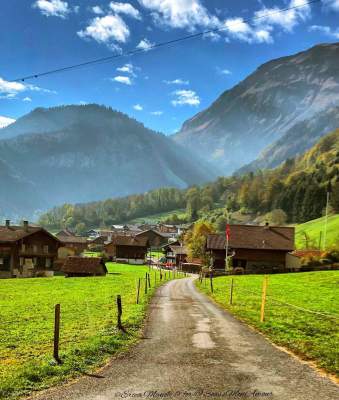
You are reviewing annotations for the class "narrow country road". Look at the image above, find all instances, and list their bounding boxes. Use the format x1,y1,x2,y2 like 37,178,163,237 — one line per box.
33,278,339,400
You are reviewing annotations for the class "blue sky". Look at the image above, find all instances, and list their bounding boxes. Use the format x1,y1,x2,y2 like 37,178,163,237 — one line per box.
0,0,339,134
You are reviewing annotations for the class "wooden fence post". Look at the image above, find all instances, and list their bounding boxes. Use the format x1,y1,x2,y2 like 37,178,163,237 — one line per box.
148,272,151,288
210,273,214,293
145,273,148,294
154,271,157,286
260,276,268,322
229,278,234,305
116,295,123,329
136,278,141,304
53,304,61,364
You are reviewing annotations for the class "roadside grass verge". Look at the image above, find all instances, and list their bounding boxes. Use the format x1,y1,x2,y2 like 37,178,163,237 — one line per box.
196,271,339,376
0,264,175,399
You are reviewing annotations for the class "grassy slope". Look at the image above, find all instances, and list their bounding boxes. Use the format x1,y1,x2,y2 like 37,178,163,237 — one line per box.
295,214,339,249
196,271,339,375
0,264,174,399
128,209,187,223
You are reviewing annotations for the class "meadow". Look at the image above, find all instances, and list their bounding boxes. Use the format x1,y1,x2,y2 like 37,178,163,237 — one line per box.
0,263,174,399
295,214,339,249
196,271,339,376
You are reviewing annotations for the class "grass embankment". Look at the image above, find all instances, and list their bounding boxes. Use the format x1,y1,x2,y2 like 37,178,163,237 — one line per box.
0,263,175,399
295,214,339,249
196,271,339,375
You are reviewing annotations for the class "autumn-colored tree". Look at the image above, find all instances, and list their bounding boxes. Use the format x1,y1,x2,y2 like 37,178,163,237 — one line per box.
184,221,216,263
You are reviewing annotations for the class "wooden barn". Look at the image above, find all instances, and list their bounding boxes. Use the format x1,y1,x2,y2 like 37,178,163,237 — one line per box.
105,235,148,264
61,256,107,277
57,235,89,259
136,229,167,249
0,220,60,278
206,224,295,273
164,244,187,267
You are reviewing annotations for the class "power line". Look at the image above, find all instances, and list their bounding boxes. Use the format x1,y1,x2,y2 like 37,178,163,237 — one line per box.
11,0,321,82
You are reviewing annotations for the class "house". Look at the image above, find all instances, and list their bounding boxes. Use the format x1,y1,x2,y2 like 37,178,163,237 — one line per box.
136,229,168,249
182,258,203,273
157,224,178,234
206,223,295,273
61,256,107,277
105,235,148,264
57,235,89,259
55,228,75,238
164,244,187,267
0,220,60,278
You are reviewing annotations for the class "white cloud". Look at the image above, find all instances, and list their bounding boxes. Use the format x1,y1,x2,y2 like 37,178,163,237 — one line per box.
136,38,154,51
23,97,32,102
322,0,339,11
92,5,103,14
253,0,311,32
138,0,220,31
223,17,272,43
150,110,163,115
0,116,16,129
203,31,222,42
33,0,71,18
78,14,130,48
217,68,232,75
110,2,141,19
0,78,26,95
117,63,138,76
133,104,143,110
171,89,200,107
113,76,132,85
163,79,189,85
309,24,339,38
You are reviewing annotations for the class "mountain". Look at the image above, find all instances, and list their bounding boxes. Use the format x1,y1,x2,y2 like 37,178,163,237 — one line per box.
174,42,339,174
0,105,215,219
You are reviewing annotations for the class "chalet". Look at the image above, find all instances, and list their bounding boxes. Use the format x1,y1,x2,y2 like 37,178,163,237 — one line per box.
136,229,168,249
164,244,187,267
105,235,148,264
206,224,295,274
61,256,107,277
157,224,178,234
182,258,203,274
57,235,89,259
56,228,75,238
0,220,60,278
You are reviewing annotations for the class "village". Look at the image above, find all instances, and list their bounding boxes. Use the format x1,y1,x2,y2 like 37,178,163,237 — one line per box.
0,218,330,279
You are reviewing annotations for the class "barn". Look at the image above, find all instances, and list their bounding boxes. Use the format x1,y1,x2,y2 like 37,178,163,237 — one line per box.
61,256,107,277
105,235,148,264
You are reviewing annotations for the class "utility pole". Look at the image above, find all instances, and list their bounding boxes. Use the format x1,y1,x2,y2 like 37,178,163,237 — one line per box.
323,181,332,250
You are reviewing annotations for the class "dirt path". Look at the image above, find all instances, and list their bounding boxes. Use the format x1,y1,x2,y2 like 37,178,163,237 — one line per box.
32,278,338,400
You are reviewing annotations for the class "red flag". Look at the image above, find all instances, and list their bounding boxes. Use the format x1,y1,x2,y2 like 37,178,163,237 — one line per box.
226,224,230,241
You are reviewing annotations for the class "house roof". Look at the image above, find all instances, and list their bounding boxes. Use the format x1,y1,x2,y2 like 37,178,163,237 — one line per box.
56,229,74,238
58,235,88,244
0,225,60,244
136,229,167,238
107,235,148,247
169,245,188,255
61,257,107,274
207,225,294,251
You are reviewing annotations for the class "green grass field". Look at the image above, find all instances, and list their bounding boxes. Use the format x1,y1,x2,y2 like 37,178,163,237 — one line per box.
295,214,339,249
128,209,187,224
196,271,339,375
0,263,175,400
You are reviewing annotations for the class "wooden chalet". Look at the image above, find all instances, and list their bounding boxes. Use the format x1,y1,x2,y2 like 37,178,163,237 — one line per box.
57,235,89,259
164,244,187,267
206,224,295,274
105,235,148,264
136,229,168,248
0,220,60,278
56,228,75,238
61,256,107,277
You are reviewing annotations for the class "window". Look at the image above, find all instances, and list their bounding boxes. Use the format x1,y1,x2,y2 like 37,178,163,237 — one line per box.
21,244,26,252
33,245,38,253
0,257,11,271
43,245,49,254
45,258,52,268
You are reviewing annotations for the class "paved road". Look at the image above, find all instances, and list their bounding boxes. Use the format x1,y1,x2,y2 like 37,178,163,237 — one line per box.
33,278,338,400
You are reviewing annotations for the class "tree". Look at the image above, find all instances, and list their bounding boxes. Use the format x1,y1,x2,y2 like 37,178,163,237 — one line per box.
184,221,216,263
264,209,287,225
75,222,86,236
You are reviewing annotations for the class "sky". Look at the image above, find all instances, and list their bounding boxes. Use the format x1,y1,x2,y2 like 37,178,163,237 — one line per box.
0,0,339,134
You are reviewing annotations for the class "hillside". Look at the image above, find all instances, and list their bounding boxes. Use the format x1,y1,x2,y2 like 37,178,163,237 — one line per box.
174,42,339,174
39,129,339,231
296,214,339,249
0,105,215,219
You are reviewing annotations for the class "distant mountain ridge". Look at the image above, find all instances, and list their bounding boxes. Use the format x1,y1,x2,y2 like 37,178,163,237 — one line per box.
0,105,215,219
174,42,339,173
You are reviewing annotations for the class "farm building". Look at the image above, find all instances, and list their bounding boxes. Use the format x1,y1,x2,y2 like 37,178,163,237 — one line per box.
61,256,107,277
55,228,75,238
105,235,148,264
57,235,89,259
136,229,168,248
164,244,188,267
206,224,295,273
0,220,60,278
